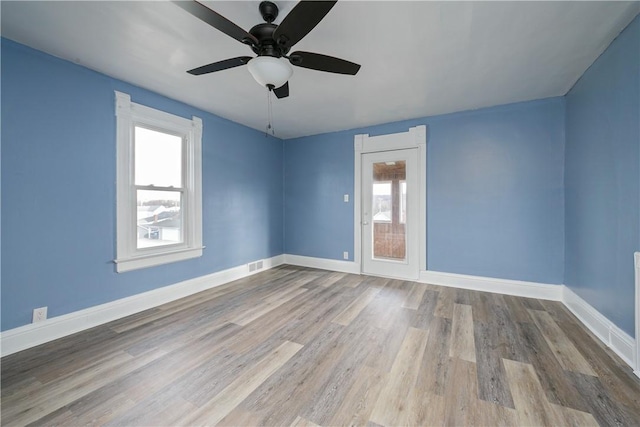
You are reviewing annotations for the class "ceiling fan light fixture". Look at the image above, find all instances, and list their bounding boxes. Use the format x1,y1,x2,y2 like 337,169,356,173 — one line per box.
247,56,293,89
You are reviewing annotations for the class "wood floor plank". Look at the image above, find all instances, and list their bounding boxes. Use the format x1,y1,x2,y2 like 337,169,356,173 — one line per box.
364,307,414,373
332,287,380,326
473,321,515,408
369,327,429,426
339,273,369,288
549,403,599,427
470,290,491,323
502,294,533,323
528,309,597,376
217,407,263,427
277,284,361,346
411,288,438,330
433,286,455,318
317,272,347,288
490,296,531,363
290,415,321,427
555,319,640,414
519,296,546,310
182,341,303,426
503,358,562,426
516,321,590,412
106,396,198,427
539,299,579,325
504,358,602,427
450,303,476,363
300,322,382,425
565,370,640,426
442,357,479,426
240,323,346,426
231,286,308,326
328,366,386,427
398,387,445,427
415,316,452,396
3,349,166,426
401,282,427,310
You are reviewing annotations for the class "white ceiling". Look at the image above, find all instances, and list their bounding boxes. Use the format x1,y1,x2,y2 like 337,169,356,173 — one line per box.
2,1,639,139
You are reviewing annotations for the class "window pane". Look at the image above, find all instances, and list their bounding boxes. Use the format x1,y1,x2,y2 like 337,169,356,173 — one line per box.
372,161,406,260
372,182,392,223
137,190,182,248
135,126,182,187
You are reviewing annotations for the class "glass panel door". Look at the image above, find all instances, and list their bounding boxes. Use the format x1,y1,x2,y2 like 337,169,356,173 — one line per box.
362,149,418,280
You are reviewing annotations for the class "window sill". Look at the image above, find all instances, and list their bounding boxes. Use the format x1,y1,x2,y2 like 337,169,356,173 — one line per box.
114,246,204,273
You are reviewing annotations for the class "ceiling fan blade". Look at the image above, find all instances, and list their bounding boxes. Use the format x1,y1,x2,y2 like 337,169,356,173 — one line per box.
173,1,258,46
273,1,337,49
289,51,360,75
273,82,289,99
187,56,252,75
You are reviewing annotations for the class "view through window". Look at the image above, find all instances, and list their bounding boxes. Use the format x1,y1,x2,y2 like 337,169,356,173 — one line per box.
134,126,184,249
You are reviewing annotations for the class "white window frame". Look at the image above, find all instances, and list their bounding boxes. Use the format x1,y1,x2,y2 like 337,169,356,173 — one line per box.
114,91,203,272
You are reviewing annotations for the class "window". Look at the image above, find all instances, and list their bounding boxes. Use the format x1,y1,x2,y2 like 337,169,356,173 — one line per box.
115,91,203,272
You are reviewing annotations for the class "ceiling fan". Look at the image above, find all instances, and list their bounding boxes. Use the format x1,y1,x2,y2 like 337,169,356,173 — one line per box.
174,0,361,99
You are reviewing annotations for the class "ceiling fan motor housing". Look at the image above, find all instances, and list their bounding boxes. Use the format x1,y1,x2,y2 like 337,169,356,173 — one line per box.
249,23,289,57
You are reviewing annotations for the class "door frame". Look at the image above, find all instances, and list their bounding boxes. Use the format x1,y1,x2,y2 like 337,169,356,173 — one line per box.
354,125,427,277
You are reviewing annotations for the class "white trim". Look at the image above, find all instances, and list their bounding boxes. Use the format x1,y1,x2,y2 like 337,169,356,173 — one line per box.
115,91,203,272
283,254,360,274
563,286,636,369
635,251,640,377
115,246,205,272
0,255,284,357
354,125,427,278
353,134,364,273
419,270,563,301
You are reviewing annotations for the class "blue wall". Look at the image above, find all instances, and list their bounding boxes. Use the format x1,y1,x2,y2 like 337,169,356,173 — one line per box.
1,39,284,331
565,15,640,336
285,98,566,285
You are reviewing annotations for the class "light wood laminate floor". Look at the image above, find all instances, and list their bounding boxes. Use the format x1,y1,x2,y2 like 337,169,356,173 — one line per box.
2,266,640,426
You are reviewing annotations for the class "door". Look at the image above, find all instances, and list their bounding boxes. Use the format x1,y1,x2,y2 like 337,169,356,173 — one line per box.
362,148,419,280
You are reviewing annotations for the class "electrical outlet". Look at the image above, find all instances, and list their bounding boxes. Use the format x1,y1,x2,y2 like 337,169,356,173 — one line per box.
32,307,47,323
343,251,349,260
343,194,349,202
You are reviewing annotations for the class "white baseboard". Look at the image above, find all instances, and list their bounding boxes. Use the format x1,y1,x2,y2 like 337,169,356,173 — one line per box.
283,254,360,275
419,270,563,301
0,255,285,357
562,286,635,369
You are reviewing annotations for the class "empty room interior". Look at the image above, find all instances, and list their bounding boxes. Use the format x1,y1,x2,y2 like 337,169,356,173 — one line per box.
2,1,640,425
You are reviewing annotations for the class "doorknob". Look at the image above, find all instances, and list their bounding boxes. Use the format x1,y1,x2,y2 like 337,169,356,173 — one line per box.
363,221,369,225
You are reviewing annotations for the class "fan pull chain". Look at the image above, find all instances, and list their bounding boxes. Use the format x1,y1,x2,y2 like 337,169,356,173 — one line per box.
265,88,275,137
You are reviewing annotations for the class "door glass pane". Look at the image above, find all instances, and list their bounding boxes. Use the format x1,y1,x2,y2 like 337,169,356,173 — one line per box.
135,126,182,187
137,189,182,248
372,161,406,260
